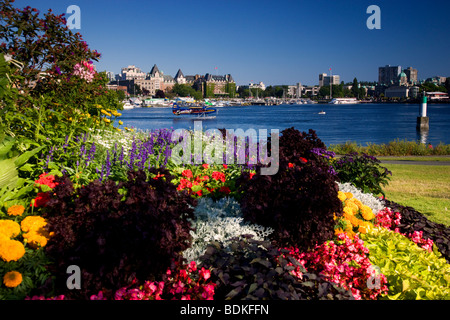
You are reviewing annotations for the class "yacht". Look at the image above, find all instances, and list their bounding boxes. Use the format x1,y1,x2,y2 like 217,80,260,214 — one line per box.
329,98,360,104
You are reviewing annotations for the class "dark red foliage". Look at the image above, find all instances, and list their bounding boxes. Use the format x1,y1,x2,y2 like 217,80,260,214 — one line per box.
42,169,196,299
238,128,342,250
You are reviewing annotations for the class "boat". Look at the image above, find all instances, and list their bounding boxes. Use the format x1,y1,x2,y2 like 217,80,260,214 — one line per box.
172,101,217,118
318,110,326,115
329,98,360,104
121,100,134,110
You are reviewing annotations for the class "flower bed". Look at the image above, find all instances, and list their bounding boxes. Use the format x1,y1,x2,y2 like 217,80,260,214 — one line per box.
1,1,449,300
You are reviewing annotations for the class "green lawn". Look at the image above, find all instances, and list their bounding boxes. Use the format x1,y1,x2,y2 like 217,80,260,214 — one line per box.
382,163,450,227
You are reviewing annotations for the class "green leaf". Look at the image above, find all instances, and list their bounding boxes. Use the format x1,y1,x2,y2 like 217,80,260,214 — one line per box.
14,146,44,168
0,158,18,189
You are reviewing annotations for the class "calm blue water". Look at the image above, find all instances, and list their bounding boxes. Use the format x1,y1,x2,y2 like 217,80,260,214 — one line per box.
118,103,450,146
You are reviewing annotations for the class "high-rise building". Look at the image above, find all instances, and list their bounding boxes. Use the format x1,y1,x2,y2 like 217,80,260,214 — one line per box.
319,73,340,86
404,67,418,84
378,65,402,85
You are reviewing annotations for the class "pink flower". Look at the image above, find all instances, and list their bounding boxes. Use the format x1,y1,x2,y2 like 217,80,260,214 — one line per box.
199,268,211,281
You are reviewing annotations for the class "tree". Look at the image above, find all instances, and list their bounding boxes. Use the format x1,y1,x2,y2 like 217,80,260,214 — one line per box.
0,0,101,96
154,89,165,98
351,78,359,97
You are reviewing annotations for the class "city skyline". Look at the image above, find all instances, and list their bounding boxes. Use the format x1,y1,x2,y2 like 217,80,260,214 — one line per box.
12,0,450,86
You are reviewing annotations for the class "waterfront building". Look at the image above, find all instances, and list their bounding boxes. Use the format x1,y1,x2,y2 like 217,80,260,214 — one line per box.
319,73,340,87
385,86,409,98
119,65,146,81
203,73,235,96
409,86,420,98
425,76,447,86
378,65,402,86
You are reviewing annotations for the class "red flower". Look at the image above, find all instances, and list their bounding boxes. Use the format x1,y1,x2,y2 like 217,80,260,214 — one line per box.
35,173,58,189
288,163,294,168
182,170,193,178
211,171,226,183
219,186,231,194
223,164,228,169
202,164,209,169
31,192,51,208
195,190,203,197
249,172,256,179
299,157,308,164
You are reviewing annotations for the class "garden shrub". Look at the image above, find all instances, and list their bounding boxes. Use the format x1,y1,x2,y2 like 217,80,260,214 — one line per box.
333,152,392,196
238,128,342,249
198,236,354,300
360,227,450,300
42,168,196,299
383,199,450,263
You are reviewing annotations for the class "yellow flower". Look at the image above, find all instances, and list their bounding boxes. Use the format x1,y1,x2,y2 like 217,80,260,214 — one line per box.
343,206,354,218
0,220,21,239
7,205,25,217
344,192,353,199
0,240,25,262
118,120,123,125
103,118,111,123
334,228,344,236
346,202,359,215
3,271,23,288
337,191,346,202
349,198,363,209
361,205,375,221
101,109,112,117
20,216,47,233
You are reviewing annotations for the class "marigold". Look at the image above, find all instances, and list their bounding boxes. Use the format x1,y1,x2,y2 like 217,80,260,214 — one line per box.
343,206,354,218
23,231,48,248
361,205,375,221
3,271,23,288
0,239,25,262
344,192,353,199
346,202,359,215
337,191,346,202
0,220,21,239
349,198,363,209
20,216,47,233
7,204,25,217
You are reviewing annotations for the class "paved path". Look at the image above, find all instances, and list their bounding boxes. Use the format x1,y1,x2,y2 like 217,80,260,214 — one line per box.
380,160,450,166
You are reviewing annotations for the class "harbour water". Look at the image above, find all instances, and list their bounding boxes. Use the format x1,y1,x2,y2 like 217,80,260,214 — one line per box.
118,103,450,146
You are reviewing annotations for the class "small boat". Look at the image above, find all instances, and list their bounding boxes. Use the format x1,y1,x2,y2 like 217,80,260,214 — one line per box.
172,102,217,118
318,110,326,115
122,102,134,110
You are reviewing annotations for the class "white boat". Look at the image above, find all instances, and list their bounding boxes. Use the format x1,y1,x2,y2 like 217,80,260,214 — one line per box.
122,102,134,110
318,110,326,115
329,98,360,104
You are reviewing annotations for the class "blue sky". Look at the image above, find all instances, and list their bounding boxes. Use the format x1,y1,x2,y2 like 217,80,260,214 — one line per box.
13,0,450,86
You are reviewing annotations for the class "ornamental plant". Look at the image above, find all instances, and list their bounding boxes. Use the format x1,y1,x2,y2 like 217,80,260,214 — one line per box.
284,232,389,300
198,236,354,300
383,199,450,263
172,163,241,199
335,191,376,238
238,129,343,250
42,168,196,300
360,227,450,300
92,261,216,300
332,152,392,196
183,197,274,264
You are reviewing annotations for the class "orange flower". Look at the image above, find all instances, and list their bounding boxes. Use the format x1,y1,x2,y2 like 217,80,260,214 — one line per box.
0,220,21,239
7,205,25,217
0,240,25,262
3,271,23,288
20,216,47,233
